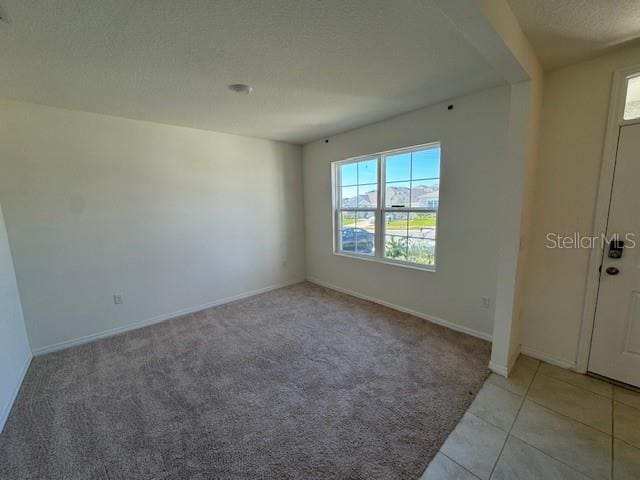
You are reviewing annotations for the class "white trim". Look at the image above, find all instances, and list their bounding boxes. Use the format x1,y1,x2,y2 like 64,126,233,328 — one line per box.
490,343,521,378
522,345,576,370
577,64,640,373
332,251,436,273
508,343,522,371
32,278,305,356
0,354,32,433
489,361,509,377
306,276,492,342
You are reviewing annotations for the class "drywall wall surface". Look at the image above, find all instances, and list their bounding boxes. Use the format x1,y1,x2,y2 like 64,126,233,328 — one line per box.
489,77,543,374
521,42,640,366
0,100,305,351
303,86,510,338
432,0,543,373
0,203,31,432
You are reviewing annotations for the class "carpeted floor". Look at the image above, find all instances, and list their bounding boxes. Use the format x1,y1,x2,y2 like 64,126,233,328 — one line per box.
0,282,491,479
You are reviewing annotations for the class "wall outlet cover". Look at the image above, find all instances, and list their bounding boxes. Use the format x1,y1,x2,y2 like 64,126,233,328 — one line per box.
481,296,490,308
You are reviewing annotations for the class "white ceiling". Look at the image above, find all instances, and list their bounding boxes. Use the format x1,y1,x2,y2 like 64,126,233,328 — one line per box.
508,0,640,70
0,0,505,144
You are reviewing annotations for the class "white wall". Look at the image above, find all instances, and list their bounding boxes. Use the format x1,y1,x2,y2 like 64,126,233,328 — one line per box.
303,86,510,339
521,42,640,367
432,0,543,374
489,79,543,374
0,203,31,432
0,100,305,352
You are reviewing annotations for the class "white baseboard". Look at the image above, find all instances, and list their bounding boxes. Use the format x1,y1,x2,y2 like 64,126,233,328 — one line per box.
508,343,522,372
33,278,305,356
520,345,576,370
0,354,32,433
489,344,521,378
306,276,492,342
489,361,508,377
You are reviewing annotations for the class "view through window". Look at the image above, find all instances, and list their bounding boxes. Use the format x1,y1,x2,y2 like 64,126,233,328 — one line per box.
624,74,640,121
334,143,441,268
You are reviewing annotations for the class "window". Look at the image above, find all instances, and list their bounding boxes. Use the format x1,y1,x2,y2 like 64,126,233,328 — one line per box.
623,74,640,121
333,143,441,269
336,158,377,257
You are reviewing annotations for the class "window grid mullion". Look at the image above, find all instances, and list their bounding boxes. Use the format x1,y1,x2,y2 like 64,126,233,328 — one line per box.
337,208,377,211
355,159,359,209
379,155,385,260
409,150,413,210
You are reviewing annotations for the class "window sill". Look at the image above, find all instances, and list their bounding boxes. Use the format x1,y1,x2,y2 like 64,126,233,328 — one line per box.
332,251,436,273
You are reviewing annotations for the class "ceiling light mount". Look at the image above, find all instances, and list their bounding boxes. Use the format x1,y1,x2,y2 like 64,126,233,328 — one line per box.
228,84,254,95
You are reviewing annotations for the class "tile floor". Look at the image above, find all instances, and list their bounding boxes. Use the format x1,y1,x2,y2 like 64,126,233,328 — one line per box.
421,355,640,479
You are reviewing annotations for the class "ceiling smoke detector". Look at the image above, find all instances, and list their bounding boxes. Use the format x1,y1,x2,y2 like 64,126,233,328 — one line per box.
228,84,254,95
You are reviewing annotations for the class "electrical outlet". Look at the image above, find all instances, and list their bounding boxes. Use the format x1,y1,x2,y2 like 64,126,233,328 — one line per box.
113,294,124,305
481,296,490,309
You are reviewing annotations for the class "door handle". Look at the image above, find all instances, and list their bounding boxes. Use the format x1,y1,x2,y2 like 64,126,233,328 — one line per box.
605,266,620,276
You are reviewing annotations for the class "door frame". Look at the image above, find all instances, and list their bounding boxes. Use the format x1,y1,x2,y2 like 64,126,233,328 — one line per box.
577,64,640,373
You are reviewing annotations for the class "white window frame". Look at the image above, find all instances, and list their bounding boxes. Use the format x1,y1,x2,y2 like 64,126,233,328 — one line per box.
332,142,441,272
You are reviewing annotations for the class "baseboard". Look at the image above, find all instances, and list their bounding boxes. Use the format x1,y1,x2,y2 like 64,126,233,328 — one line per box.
488,361,508,377
508,344,522,371
306,276,492,342
487,343,522,378
0,354,32,433
33,278,305,356
520,345,576,370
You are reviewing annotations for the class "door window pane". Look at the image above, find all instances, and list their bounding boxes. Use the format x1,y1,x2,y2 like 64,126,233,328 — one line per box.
624,75,640,121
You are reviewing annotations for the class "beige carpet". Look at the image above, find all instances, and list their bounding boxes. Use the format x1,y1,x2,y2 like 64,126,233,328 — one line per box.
0,282,490,479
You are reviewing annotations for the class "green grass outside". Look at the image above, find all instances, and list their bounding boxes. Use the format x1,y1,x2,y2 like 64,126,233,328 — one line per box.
387,214,436,229
341,212,437,229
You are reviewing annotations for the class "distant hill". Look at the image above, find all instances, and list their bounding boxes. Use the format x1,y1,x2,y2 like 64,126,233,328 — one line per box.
343,183,439,208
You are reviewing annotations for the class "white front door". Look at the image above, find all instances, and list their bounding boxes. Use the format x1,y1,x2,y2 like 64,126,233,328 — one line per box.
589,123,640,387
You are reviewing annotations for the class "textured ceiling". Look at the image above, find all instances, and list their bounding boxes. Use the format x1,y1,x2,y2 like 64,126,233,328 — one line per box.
0,0,505,143
508,0,640,70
